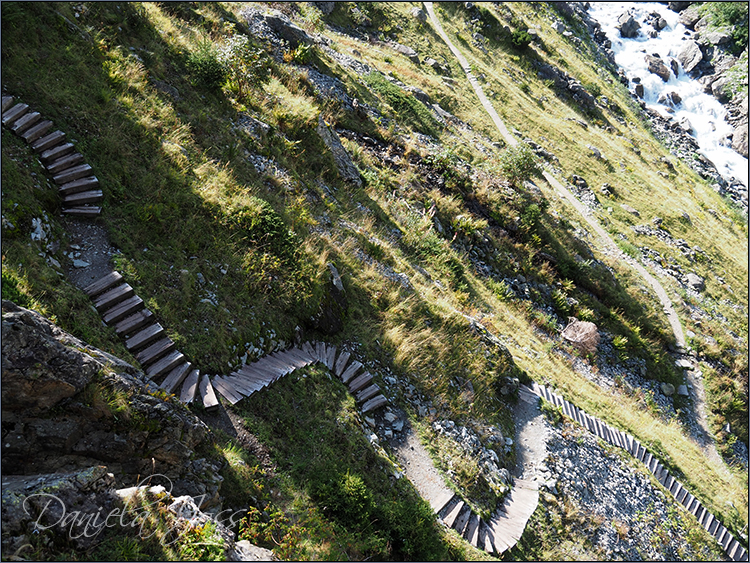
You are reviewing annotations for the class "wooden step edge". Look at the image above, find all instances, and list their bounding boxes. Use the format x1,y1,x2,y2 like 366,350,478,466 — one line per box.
199,374,219,409
179,370,200,403
62,206,102,217
83,271,123,297
159,362,192,395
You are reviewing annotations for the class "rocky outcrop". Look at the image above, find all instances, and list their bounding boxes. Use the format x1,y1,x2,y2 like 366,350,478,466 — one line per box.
316,117,362,188
677,40,704,74
616,11,640,38
645,54,672,82
1,301,219,505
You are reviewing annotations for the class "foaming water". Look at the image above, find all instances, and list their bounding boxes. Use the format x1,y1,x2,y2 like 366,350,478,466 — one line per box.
588,2,748,190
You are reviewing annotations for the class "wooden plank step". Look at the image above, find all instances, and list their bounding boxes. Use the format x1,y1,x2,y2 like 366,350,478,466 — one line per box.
62,189,103,206
114,308,154,336
361,394,387,413
84,271,123,297
41,142,75,163
1,96,14,113
479,521,494,553
348,372,373,394
62,206,102,217
31,130,65,153
325,345,337,370
46,152,84,175
452,504,472,535
334,351,351,377
104,296,145,325
21,119,53,143
212,376,243,404
355,384,380,403
11,111,41,135
237,364,278,382
94,283,134,311
436,493,459,518
59,176,99,196
180,370,200,403
2,103,29,126
274,350,308,369
464,512,480,544
301,341,316,359
135,337,175,366
442,498,464,528
146,350,185,379
315,341,327,364
160,362,192,394
340,361,363,383
54,163,93,185
199,373,219,409
231,369,270,389
125,323,164,351
227,374,265,396
285,346,315,364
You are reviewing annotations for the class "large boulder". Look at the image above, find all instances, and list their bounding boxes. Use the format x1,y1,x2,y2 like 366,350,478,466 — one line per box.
616,11,641,38
262,11,312,49
668,2,691,12
685,272,705,292
732,121,748,158
678,5,702,28
562,319,600,355
676,40,704,73
645,54,672,82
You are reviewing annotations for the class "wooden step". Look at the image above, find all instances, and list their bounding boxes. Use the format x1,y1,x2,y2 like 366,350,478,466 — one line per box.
2,103,29,126
84,271,123,297
159,362,192,394
11,111,41,135
21,119,53,143
212,376,244,404
302,341,316,359
146,349,184,379
41,142,75,163
325,345,337,370
465,513,481,546
442,499,464,529
31,130,65,153
1,96,14,113
102,295,145,325
348,372,373,394
46,152,84,175
452,504,472,535
355,384,380,403
94,283,134,311
361,394,387,413
479,521,495,554
62,189,103,206
199,373,219,409
135,337,175,366
180,369,200,403
114,308,154,336
59,176,99,196
125,323,164,351
62,206,102,217
226,374,265,396
54,163,93,185
334,351,351,377
340,360,363,383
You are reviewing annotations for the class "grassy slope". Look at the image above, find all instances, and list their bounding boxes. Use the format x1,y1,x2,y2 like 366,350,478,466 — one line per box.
1,1,746,559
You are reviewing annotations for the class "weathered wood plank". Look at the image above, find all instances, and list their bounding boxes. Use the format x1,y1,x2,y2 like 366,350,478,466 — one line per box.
135,337,175,366
464,512,480,545
1,96,14,113
361,394,387,413
62,206,101,217
31,130,66,153
125,323,164,351
348,372,373,394
2,103,29,126
160,362,192,394
180,370,200,403
212,376,243,404
83,271,123,297
94,283,134,311
54,163,93,185
452,504,472,535
46,152,84,175
114,308,154,336
58,176,99,195
340,361,363,383
442,499,464,529
62,189,103,205
41,142,75,163
102,295,146,326
10,111,40,134
146,350,184,379
21,119,53,143
301,341,316,359
355,384,380,403
200,374,219,409
334,350,351,377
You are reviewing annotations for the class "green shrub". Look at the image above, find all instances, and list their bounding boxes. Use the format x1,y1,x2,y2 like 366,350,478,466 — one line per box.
497,142,539,186
226,197,298,265
218,33,272,100
511,29,532,48
187,37,227,90
363,72,440,136
699,2,748,54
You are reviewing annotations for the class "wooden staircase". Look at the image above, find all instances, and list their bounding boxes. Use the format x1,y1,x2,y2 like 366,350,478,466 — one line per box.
2,96,102,216
435,479,539,556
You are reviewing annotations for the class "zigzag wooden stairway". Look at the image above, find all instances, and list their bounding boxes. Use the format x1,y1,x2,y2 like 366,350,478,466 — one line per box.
435,479,539,555
2,96,102,216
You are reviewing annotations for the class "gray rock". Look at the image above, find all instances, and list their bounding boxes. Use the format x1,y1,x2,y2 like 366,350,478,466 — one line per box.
72,259,89,268
732,121,748,158
677,384,689,396
616,11,641,38
229,540,279,561
686,272,705,292
410,7,427,22
263,11,312,49
392,42,420,64
552,21,566,34
699,28,732,46
621,204,640,216
660,382,676,396
645,54,671,82
313,2,335,15
634,83,644,98
679,5,702,28
676,40,703,73
711,76,732,103
668,2,690,12
658,91,682,107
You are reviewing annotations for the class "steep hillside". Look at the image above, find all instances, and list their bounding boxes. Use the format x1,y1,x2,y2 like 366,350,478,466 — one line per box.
2,2,747,560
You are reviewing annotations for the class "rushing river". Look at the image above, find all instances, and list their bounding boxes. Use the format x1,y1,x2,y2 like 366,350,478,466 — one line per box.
588,2,748,190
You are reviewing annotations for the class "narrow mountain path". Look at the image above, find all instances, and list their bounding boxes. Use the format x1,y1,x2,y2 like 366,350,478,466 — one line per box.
422,1,722,464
